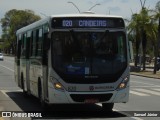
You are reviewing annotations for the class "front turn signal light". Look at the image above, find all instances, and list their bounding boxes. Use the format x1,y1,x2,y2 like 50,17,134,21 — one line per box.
54,82,64,91
117,76,129,90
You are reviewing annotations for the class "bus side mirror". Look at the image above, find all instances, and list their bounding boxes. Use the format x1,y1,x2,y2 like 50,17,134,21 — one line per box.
129,41,134,62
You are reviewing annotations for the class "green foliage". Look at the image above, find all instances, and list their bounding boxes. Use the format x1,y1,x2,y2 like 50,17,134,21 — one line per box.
127,1,160,72
0,9,41,53
128,5,159,57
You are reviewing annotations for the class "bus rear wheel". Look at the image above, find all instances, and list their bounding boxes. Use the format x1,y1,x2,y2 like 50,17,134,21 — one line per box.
102,103,114,111
38,80,49,110
21,74,27,96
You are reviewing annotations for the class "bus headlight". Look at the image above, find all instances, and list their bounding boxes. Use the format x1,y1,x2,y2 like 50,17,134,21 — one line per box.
50,76,64,91
54,83,63,90
117,76,129,90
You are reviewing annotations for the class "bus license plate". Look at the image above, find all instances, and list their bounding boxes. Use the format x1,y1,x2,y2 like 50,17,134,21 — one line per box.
84,99,99,103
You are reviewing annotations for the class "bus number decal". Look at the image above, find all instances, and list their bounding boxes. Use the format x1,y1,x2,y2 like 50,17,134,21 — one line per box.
63,20,72,27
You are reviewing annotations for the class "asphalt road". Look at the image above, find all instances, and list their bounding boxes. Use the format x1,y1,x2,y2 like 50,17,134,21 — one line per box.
0,56,160,120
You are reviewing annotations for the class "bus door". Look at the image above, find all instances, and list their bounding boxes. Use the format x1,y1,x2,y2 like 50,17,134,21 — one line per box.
15,34,22,87
42,24,50,100
26,31,31,93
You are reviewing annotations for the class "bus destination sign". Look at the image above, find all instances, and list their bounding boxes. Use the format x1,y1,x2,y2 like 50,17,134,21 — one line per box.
62,20,107,27
52,17,124,28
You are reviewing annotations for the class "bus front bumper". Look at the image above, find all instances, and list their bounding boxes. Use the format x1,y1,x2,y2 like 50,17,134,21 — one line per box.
48,87,129,104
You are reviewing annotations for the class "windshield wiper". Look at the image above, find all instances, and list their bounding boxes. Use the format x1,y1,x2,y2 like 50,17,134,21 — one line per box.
99,30,110,42
69,29,80,49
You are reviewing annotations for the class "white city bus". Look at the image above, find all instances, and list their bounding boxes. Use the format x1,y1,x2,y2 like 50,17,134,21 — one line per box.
15,13,130,111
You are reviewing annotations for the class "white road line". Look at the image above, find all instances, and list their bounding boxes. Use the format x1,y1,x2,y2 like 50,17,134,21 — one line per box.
131,117,144,120
0,64,14,72
131,86,160,88
135,89,160,96
1,90,22,98
0,87,20,90
152,88,160,91
1,90,9,98
96,104,144,120
96,103,102,106
113,109,144,120
130,90,149,96
131,81,159,86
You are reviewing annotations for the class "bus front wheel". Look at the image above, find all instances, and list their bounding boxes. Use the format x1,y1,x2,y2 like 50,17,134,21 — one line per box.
102,103,114,111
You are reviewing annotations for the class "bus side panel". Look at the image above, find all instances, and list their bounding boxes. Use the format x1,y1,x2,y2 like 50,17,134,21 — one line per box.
29,58,42,97
14,57,20,87
20,58,27,90
15,36,21,88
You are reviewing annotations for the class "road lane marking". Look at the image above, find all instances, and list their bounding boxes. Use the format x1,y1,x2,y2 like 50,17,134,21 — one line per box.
0,87,20,90
131,81,159,87
0,64,14,72
131,117,144,120
96,104,144,120
153,88,160,91
1,90,9,98
131,86,160,88
1,90,22,98
130,91,149,96
135,89,160,96
113,109,144,120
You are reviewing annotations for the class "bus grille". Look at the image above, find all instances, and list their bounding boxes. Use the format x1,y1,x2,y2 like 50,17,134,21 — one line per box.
70,93,113,102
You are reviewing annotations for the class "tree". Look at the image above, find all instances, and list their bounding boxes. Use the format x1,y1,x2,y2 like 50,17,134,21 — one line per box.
140,7,150,71
128,1,160,73
128,8,150,70
0,9,41,54
153,1,160,74
128,13,142,67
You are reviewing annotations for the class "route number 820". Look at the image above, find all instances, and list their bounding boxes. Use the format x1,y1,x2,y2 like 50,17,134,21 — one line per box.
63,20,72,27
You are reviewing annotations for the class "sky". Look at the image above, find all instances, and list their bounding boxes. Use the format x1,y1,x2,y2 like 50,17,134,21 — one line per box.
0,0,159,37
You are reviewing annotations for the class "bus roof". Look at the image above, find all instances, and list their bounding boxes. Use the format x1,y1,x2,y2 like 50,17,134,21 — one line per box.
16,13,124,35
50,13,123,19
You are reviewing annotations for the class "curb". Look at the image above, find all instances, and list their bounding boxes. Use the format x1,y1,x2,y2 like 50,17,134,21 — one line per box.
130,73,160,79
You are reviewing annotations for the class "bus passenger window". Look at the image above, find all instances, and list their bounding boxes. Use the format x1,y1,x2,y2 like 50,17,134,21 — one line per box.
31,31,36,57
21,34,27,58
37,28,43,57
30,32,33,57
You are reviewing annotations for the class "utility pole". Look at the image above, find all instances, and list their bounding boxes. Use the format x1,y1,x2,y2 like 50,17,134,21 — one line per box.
68,2,100,13
88,3,100,11
68,1,81,13
139,0,146,8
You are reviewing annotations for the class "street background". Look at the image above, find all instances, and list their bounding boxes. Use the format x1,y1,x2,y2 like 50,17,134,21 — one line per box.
0,56,160,120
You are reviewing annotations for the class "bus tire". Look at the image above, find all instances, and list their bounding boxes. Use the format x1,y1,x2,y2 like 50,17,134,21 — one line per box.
102,103,114,111
21,73,27,96
38,79,48,110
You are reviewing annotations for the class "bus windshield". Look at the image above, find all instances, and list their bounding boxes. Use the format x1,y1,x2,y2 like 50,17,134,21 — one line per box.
51,31,127,83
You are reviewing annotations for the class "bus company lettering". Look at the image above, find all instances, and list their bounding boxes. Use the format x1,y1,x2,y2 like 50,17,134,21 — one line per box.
89,86,114,91
95,86,114,90
79,20,107,27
